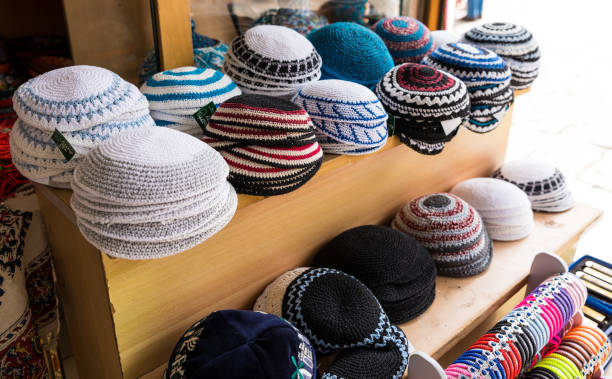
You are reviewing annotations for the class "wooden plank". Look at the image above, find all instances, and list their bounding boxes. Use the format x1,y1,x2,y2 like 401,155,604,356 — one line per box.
399,202,602,360
102,109,515,377
36,186,123,378
153,0,193,70
62,0,155,84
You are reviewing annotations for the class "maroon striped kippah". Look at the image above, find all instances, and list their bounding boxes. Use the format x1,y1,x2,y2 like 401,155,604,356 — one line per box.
203,94,323,196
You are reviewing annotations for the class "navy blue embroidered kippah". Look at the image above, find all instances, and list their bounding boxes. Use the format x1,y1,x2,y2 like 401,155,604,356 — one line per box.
165,310,316,379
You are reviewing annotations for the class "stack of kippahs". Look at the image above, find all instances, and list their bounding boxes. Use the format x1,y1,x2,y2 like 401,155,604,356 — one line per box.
140,67,241,136
308,22,394,89
202,94,323,196
71,127,237,260
10,65,154,188
372,17,434,64
422,42,513,133
312,225,436,323
375,63,470,155
464,22,540,90
392,193,492,277
451,178,534,241
445,273,588,379
292,79,388,155
223,25,322,98
165,310,317,379
254,267,411,379
525,325,611,379
493,160,575,213
252,8,328,36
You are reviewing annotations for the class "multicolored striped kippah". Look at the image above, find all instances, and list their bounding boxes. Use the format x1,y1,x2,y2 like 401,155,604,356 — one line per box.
202,94,323,196
372,17,434,64
392,193,492,277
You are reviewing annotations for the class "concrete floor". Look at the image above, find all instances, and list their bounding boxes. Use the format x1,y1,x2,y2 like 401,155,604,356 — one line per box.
456,0,612,263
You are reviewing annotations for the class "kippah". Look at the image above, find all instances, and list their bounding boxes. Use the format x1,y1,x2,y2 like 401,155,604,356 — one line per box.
372,17,434,64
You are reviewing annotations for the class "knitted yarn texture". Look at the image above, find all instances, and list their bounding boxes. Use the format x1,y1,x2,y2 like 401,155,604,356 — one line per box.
140,66,241,136
71,127,237,259
493,160,574,213
292,79,388,155
312,225,436,323
202,94,323,196
422,42,513,133
254,267,410,378
375,63,470,155
451,178,534,241
10,65,155,188
308,22,394,89
372,17,434,64
252,8,328,36
464,22,540,90
224,25,322,98
392,193,492,277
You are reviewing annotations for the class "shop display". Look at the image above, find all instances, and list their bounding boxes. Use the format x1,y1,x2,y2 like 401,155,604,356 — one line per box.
451,178,534,241
392,193,492,277
202,94,323,196
493,160,575,213
292,79,388,155
570,256,612,333
70,127,237,259
140,67,241,137
252,8,328,35
430,30,460,50
376,63,470,155
525,325,611,379
445,273,587,379
254,267,410,379
372,16,434,64
165,310,316,379
464,22,540,90
223,25,322,98
312,225,436,323
308,22,393,89
422,42,513,133
10,65,154,188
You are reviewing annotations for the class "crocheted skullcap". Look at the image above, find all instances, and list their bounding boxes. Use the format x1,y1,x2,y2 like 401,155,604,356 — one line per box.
308,22,394,89
140,67,241,113
313,225,436,323
292,79,388,154
254,267,390,354
493,160,574,213
372,17,434,64
13,65,143,131
252,8,328,36
203,94,323,196
464,22,540,89
375,63,469,154
165,310,316,379
392,193,492,277
451,178,534,241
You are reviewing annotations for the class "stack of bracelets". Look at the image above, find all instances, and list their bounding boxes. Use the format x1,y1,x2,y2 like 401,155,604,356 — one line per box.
525,325,611,379
445,272,588,378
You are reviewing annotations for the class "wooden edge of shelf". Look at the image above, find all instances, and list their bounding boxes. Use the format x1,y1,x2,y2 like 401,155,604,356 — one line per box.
139,202,602,378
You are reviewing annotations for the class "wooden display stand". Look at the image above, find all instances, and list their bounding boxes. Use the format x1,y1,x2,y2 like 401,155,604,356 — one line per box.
35,97,602,378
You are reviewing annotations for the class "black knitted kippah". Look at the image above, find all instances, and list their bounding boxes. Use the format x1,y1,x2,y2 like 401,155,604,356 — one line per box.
312,225,437,324
321,326,409,379
282,267,390,354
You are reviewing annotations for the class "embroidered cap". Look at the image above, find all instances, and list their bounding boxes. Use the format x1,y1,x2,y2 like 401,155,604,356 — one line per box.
165,310,316,379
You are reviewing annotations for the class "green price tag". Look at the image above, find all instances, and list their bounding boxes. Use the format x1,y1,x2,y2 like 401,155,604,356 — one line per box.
387,114,395,137
193,102,217,132
51,129,76,161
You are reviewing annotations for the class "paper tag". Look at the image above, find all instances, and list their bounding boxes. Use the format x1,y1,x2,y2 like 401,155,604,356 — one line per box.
493,107,507,121
440,118,462,135
387,114,395,137
51,129,76,161
193,102,217,132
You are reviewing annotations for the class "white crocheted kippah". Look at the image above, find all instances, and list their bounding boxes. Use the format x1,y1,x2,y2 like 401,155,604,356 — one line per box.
451,178,531,212
13,65,143,131
244,25,317,62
